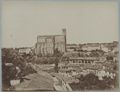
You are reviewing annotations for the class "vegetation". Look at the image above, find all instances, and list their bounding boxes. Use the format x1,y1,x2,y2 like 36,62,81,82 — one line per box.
33,57,56,64
70,73,118,91
2,48,63,89
2,48,36,90
53,48,62,73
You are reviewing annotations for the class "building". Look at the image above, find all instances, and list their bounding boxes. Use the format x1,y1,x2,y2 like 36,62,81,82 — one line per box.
81,43,101,51
35,29,66,56
59,56,102,76
18,47,32,55
100,44,109,52
66,44,80,52
69,57,99,64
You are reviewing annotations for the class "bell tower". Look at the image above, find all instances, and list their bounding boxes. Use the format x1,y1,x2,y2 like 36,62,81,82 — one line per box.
62,28,67,52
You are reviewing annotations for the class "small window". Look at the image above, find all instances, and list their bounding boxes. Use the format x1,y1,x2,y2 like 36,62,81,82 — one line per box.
85,61,87,63
79,60,81,63
82,60,84,63
88,61,91,63
73,60,75,63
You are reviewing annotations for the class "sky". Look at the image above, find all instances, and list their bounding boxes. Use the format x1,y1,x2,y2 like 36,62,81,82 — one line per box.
1,0,119,48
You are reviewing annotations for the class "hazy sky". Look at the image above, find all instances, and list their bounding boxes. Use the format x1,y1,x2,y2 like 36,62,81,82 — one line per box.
1,1,119,48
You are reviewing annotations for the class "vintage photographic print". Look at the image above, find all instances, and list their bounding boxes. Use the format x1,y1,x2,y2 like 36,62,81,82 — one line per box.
1,0,119,91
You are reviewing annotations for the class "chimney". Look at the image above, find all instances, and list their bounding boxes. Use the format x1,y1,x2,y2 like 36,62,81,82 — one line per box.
62,28,66,36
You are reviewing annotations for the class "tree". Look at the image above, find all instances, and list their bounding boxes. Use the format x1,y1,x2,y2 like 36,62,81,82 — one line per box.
2,48,37,90
54,48,62,73
70,73,117,91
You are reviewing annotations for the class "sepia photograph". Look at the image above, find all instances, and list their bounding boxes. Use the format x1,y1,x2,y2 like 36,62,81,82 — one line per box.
1,0,119,91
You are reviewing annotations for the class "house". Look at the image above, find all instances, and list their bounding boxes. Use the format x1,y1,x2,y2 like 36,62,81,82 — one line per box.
81,43,101,51
19,47,32,55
